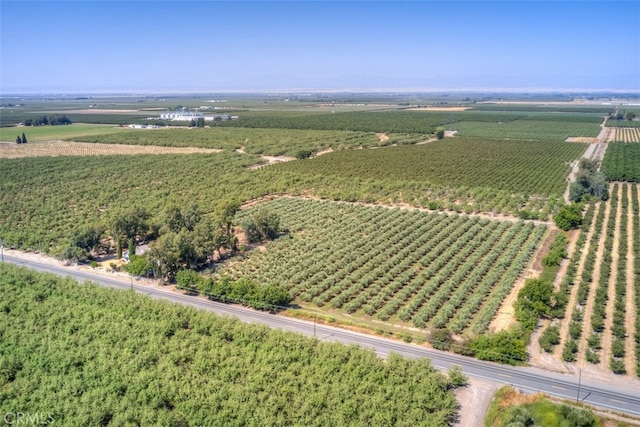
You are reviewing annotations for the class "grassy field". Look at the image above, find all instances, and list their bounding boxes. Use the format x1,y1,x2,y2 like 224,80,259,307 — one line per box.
0,124,127,142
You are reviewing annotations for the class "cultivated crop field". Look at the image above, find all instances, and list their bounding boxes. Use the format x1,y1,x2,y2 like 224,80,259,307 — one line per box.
0,123,127,142
614,128,640,142
0,263,461,426
602,142,640,182
0,141,222,158
447,119,601,141
220,198,547,335
543,183,639,375
74,127,423,157
271,137,585,216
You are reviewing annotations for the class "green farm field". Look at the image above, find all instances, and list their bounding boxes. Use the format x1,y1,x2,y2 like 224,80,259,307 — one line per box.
448,119,601,140
0,123,127,142
271,137,586,211
74,127,424,156
221,198,547,335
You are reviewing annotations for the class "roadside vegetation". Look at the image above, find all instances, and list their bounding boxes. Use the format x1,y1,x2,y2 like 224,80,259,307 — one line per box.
484,386,600,427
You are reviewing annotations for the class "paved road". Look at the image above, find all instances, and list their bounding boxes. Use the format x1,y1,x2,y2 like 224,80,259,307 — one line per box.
3,254,640,418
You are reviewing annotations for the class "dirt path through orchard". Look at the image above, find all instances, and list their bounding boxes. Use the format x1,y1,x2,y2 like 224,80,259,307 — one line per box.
555,204,599,360
599,184,621,369
577,190,612,367
625,185,639,373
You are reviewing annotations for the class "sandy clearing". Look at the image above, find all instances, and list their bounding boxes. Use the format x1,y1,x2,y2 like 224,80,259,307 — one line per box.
566,137,601,143
555,203,599,360
415,138,437,145
577,190,612,367
0,141,222,158
248,155,296,170
376,133,389,142
599,184,621,369
489,268,537,333
406,107,470,111
624,184,637,374
454,377,498,427
488,227,553,332
313,148,334,157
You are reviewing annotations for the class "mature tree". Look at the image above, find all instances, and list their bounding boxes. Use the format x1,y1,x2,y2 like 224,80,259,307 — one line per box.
242,209,280,243
56,225,105,263
196,117,205,128
514,278,555,330
15,135,21,144
435,127,446,139
176,269,202,291
123,254,151,276
147,232,181,280
69,225,104,254
554,203,583,231
590,171,609,200
112,207,151,258
57,244,89,264
626,111,637,121
21,133,27,144
568,182,586,203
163,203,201,233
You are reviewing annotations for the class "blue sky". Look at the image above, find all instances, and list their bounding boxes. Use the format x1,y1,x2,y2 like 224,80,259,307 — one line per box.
1,1,639,93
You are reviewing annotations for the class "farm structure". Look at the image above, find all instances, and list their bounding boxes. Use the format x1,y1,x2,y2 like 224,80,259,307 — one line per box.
160,109,237,121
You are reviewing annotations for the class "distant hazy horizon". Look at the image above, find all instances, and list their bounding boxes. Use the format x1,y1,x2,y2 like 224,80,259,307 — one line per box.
1,1,639,94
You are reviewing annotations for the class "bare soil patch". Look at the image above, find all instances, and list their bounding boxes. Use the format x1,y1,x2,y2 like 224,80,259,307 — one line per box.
0,141,222,158
532,229,558,273
312,148,334,157
455,378,499,427
489,268,537,333
566,137,600,143
376,133,389,142
248,155,296,170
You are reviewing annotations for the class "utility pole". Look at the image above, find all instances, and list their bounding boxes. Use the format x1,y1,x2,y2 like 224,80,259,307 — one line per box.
0,239,4,262
130,275,133,290
576,368,582,403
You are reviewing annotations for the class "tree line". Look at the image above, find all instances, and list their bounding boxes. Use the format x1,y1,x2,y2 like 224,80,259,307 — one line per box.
22,115,72,126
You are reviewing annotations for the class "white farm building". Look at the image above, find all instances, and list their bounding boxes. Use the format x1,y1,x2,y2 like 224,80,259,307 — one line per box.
160,110,205,121
159,109,237,122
